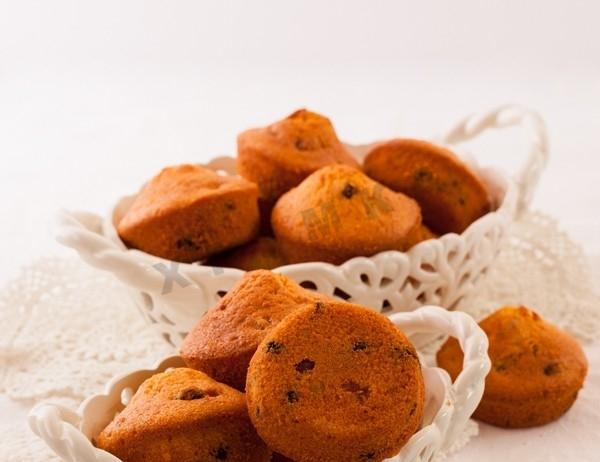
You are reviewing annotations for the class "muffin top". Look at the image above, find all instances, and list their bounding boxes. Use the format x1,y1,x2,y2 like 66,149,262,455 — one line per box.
239,109,358,172
97,368,246,440
363,138,491,234
119,164,257,229
246,299,424,462
437,306,588,401
272,164,421,263
180,270,318,389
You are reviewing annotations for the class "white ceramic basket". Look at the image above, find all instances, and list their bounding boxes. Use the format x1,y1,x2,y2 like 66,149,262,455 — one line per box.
56,105,548,346
29,306,491,462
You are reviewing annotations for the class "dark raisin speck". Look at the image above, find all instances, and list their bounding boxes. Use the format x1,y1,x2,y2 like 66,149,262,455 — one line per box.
295,138,308,150
177,388,205,400
494,362,508,373
266,341,283,354
342,183,356,198
409,402,417,416
392,345,417,360
353,341,368,351
314,300,324,314
458,196,466,206
544,362,560,376
295,358,315,373
176,237,198,250
211,445,228,460
225,200,236,210
360,451,376,460
414,169,432,182
286,390,299,403
342,380,371,403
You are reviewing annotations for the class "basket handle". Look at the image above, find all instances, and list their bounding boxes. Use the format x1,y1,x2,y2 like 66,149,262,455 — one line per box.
389,307,490,454
55,210,178,295
28,403,120,462
441,104,549,217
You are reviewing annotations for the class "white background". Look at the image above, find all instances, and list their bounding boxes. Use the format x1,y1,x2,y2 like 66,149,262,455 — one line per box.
1,1,599,460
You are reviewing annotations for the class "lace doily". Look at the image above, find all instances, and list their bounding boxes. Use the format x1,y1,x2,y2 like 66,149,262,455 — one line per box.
0,210,599,462
457,211,600,341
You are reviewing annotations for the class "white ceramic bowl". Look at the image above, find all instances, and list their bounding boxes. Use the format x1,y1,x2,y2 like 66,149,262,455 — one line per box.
29,306,491,462
56,105,548,346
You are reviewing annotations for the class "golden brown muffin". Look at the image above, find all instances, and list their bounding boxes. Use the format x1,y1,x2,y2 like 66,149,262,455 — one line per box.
95,368,270,462
246,299,425,462
363,139,491,234
271,165,422,264
237,109,360,204
117,164,260,263
271,454,294,462
437,306,588,428
406,224,438,248
180,270,317,391
208,237,288,271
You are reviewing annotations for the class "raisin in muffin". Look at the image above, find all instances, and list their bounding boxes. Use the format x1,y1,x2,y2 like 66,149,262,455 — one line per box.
363,139,491,234
208,237,288,271
271,165,421,264
437,306,588,428
117,164,260,262
237,109,359,206
180,270,317,390
95,368,270,462
246,299,425,462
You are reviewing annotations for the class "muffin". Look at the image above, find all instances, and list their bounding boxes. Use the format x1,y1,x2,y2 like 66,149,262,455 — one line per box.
271,165,422,264
95,368,270,462
406,224,438,248
237,109,360,205
180,270,317,390
209,237,288,271
117,164,260,262
437,306,588,428
246,299,425,462
363,139,491,234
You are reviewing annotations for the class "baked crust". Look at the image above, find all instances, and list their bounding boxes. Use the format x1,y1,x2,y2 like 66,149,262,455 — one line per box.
180,270,317,390
363,139,491,234
246,299,425,462
95,368,270,462
237,109,359,203
272,165,421,264
117,164,260,262
437,306,588,428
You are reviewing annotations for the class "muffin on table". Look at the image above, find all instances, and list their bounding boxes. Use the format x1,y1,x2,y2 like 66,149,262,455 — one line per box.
117,164,260,262
271,164,422,264
363,138,491,234
208,236,288,271
437,305,588,428
246,298,425,462
180,270,317,391
237,109,360,207
95,368,270,462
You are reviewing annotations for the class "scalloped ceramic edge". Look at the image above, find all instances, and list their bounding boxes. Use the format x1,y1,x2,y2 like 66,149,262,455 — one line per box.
55,105,548,346
29,306,491,462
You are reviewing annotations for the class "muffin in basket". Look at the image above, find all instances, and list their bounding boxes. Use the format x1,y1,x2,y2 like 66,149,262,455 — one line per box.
271,164,422,264
246,298,425,462
208,236,288,271
180,270,317,390
437,305,588,428
95,367,270,462
237,109,360,209
117,164,260,262
363,138,491,234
